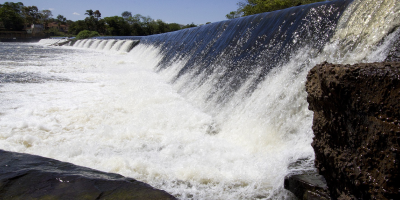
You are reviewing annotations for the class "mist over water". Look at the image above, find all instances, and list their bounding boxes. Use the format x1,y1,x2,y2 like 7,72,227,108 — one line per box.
1,0,399,199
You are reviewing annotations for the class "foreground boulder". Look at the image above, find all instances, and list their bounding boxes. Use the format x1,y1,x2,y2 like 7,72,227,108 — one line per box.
305,62,400,199
0,150,176,200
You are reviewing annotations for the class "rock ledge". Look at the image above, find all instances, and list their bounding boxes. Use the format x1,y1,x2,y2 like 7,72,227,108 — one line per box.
0,149,176,200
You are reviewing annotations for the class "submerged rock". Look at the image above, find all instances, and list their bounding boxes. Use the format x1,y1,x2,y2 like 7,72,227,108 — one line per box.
284,172,331,200
305,62,400,199
0,149,176,200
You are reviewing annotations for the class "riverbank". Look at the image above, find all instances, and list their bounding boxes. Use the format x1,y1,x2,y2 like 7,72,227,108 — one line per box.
0,31,48,42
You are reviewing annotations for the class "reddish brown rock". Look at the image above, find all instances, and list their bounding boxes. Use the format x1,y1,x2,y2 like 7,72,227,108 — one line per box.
306,62,400,200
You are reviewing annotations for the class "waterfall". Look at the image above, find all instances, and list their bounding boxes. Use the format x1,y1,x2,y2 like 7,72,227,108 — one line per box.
323,0,400,63
77,39,88,48
31,0,400,198
126,0,398,198
72,39,82,47
96,40,108,50
119,40,140,52
72,38,140,53
90,40,102,49
111,40,125,51
103,39,118,50
83,39,94,48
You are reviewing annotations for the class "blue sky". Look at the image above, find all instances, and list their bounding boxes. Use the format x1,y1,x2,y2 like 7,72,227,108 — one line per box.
4,0,240,25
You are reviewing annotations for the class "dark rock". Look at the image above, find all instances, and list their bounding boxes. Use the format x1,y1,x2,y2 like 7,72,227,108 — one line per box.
385,35,400,62
306,62,400,200
0,149,176,200
284,172,331,200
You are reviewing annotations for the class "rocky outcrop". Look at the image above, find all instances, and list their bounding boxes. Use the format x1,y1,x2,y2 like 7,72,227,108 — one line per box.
0,150,176,200
305,62,400,200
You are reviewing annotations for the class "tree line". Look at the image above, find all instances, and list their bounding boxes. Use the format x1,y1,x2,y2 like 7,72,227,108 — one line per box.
1,1,331,37
226,0,331,19
69,10,197,37
0,2,198,37
0,2,60,31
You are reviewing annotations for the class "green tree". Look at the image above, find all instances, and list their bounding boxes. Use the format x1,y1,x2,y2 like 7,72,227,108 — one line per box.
22,5,40,24
85,9,94,17
104,16,130,36
69,8,105,35
131,22,145,36
226,10,242,19
167,23,181,32
56,14,66,30
121,11,132,19
182,23,197,29
68,20,87,35
84,16,96,31
156,19,167,34
81,9,104,33
76,30,100,39
0,2,25,30
139,15,155,35
93,10,101,20
56,14,66,24
40,9,52,29
229,0,329,17
40,9,52,20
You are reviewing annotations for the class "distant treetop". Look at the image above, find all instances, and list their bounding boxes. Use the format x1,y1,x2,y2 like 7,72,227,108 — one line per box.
227,0,330,19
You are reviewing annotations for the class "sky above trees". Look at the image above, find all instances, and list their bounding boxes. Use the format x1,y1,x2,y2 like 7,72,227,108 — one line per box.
2,0,239,25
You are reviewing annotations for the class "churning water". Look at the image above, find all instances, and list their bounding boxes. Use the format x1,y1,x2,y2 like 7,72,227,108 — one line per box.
0,0,399,199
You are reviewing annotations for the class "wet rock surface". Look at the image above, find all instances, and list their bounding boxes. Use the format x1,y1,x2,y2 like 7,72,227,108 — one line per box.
284,172,331,200
0,149,176,200
385,35,400,62
306,62,400,200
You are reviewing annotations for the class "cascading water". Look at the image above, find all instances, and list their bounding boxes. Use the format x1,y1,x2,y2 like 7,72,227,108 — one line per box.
83,39,94,48
96,40,108,50
119,40,140,52
103,39,118,50
110,40,126,51
72,39,82,47
76,39,87,48
1,0,399,199
89,40,102,49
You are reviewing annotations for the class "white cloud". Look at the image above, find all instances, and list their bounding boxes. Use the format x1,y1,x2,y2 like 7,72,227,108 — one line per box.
49,8,54,11
73,12,80,16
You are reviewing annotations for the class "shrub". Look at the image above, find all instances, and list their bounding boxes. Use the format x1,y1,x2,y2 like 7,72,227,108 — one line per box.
76,30,100,39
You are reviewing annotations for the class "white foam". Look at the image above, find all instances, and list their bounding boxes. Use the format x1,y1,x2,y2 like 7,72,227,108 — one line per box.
37,38,69,46
96,40,108,50
103,40,117,51
110,40,126,51
0,43,301,199
119,40,136,52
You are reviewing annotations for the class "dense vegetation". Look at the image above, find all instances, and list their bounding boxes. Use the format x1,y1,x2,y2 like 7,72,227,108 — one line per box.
75,30,100,40
226,0,330,19
68,10,197,36
1,1,331,37
0,2,51,31
0,2,197,37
